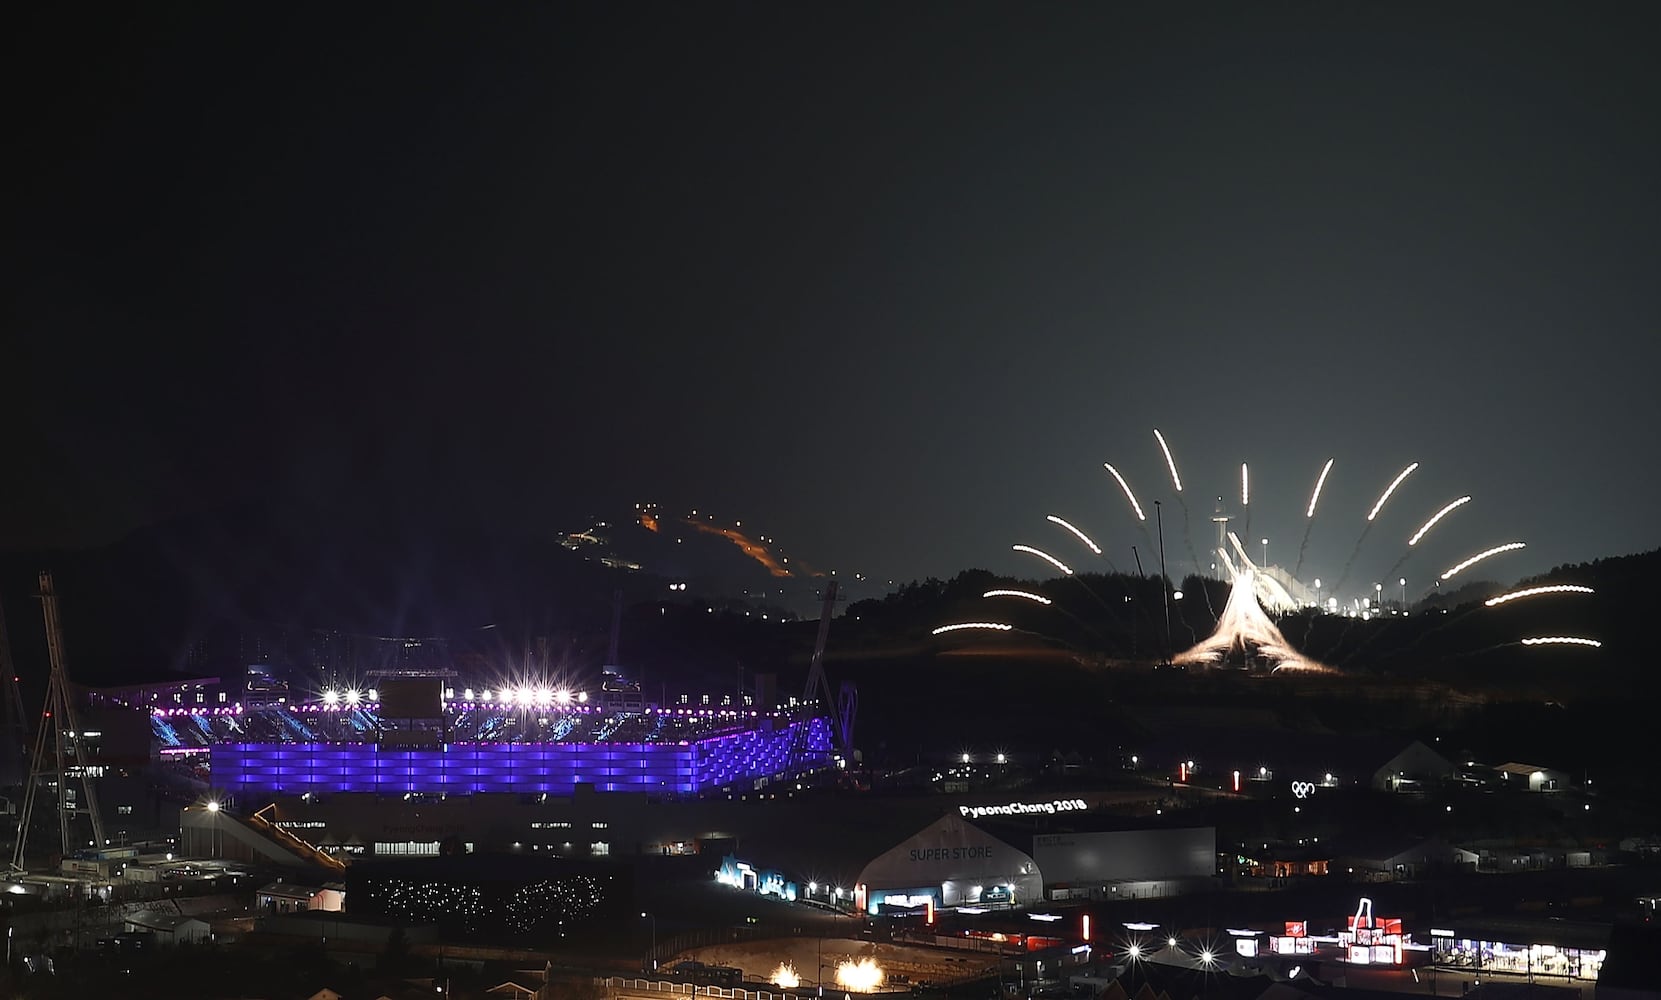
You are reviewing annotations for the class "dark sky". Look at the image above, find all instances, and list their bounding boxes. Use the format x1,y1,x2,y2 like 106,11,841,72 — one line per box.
5,3,1658,600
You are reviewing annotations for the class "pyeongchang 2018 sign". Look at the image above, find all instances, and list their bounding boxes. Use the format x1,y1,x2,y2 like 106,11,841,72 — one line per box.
960,798,1088,820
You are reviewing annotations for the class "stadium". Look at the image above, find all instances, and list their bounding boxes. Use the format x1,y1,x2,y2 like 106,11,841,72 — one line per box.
83,667,836,866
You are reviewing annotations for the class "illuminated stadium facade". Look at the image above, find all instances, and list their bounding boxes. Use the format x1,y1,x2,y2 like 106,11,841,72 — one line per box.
208,717,831,797
136,678,843,863
141,668,836,800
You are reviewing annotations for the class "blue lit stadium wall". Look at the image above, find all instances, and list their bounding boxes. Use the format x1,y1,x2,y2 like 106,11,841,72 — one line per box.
210,718,831,796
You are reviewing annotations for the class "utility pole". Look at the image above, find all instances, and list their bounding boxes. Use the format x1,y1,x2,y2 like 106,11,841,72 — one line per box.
1155,501,1172,664
11,572,107,873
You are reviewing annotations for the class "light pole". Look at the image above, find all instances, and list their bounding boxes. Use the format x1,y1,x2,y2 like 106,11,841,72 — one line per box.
1374,583,1382,610
1154,501,1172,664
1260,538,1268,568
1400,578,1407,609
206,799,220,858
641,911,657,971
1313,579,1322,609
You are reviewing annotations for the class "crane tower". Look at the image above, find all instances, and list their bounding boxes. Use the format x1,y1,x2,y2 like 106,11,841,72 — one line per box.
10,572,106,873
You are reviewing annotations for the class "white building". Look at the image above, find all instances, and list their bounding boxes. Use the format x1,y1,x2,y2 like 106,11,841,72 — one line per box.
1032,827,1216,900
123,911,211,946
1493,762,1570,792
256,880,345,914
857,815,1042,910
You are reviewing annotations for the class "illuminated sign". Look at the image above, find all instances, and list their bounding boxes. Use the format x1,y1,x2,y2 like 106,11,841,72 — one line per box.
1430,928,1455,938
908,845,993,862
959,799,1087,819
1291,781,1317,799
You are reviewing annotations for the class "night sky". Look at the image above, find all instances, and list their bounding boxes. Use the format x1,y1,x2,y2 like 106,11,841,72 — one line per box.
6,4,1658,598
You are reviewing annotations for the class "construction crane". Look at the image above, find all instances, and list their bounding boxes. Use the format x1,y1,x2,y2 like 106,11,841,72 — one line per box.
10,572,106,873
0,599,27,790
800,581,857,762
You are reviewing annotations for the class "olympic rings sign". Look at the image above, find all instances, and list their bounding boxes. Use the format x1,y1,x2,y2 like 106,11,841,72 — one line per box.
1291,781,1317,799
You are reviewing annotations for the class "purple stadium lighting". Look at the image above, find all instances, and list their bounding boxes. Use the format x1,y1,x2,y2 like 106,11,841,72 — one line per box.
209,718,832,796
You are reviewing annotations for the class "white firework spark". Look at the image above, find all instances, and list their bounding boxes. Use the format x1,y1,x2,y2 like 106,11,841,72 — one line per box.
1408,495,1472,546
1485,584,1594,607
1013,544,1073,576
1153,429,1183,492
1046,514,1102,555
1306,458,1334,518
1102,464,1146,521
1441,542,1526,581
1241,463,1250,507
983,589,1053,605
1367,462,1420,521
1173,568,1329,672
931,622,1014,635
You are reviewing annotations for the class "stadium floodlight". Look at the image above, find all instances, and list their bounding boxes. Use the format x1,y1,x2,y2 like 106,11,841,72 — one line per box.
322,689,339,706
345,688,361,706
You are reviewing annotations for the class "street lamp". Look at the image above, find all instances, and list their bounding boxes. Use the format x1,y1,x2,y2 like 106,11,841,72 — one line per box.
641,912,657,971
1400,577,1407,608
1261,538,1268,567
1313,579,1322,608
206,799,221,858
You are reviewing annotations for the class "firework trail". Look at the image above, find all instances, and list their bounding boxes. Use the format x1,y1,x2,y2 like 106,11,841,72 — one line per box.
1103,462,1159,559
1441,542,1526,581
983,589,1052,605
1409,496,1472,546
1335,462,1420,592
1153,429,1183,493
1152,430,1204,577
931,622,1013,635
1239,463,1253,543
1047,514,1101,555
1103,464,1145,521
1382,495,1474,584
1485,585,1593,607
1013,544,1073,576
1293,458,1334,579
1521,636,1602,648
